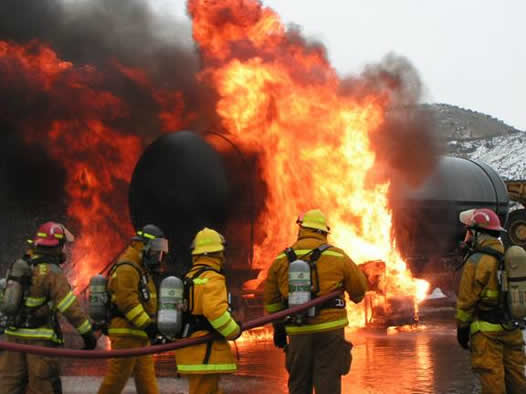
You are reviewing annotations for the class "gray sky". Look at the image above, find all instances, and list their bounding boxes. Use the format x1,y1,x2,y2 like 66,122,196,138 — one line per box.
151,0,526,131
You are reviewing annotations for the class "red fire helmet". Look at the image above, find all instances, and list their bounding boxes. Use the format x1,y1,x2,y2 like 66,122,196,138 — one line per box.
459,208,506,232
33,222,75,247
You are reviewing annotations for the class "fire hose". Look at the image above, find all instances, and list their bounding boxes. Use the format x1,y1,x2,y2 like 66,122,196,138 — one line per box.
0,289,343,359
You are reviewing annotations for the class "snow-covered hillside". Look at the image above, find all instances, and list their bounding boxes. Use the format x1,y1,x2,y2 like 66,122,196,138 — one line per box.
448,132,526,180
424,103,526,181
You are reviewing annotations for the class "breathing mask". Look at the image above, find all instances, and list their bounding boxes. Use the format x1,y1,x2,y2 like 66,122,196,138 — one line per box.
143,237,169,270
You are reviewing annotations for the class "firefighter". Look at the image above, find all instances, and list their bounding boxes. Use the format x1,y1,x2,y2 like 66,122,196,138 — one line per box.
456,208,526,393
0,222,97,394
97,224,168,394
264,209,368,394
175,227,241,394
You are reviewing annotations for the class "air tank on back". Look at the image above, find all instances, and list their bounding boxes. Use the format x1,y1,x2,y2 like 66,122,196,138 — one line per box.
392,156,509,273
128,131,229,274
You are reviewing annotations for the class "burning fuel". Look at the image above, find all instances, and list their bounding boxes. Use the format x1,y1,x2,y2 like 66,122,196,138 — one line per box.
190,0,433,322
0,0,439,326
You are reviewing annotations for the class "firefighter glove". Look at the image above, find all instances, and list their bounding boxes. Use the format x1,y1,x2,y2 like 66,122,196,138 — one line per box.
456,325,470,350
82,332,98,350
144,323,158,341
150,336,164,345
273,322,287,349
231,325,242,341
92,321,107,333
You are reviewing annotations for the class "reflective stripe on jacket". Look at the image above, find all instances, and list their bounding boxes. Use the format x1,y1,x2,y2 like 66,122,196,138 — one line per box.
6,256,92,342
4,327,62,343
175,254,238,375
470,320,504,335
107,242,157,338
263,228,368,335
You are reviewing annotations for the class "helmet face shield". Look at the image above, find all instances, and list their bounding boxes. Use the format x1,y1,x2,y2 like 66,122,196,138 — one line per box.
62,226,75,243
144,237,169,269
150,237,168,254
459,209,476,227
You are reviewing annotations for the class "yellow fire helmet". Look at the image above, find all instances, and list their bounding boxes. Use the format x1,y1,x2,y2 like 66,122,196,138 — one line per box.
191,227,226,255
297,209,331,233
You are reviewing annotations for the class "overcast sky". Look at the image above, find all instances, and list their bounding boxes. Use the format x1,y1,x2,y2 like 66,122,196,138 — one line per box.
151,0,526,131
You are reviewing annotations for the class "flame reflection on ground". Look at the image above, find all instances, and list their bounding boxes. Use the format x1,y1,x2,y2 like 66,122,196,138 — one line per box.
61,323,479,393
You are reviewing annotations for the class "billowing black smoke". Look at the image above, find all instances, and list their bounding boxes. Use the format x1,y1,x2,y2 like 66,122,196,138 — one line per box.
344,54,444,269
0,0,207,267
0,0,207,134
340,53,441,188
0,1,198,84
0,132,67,267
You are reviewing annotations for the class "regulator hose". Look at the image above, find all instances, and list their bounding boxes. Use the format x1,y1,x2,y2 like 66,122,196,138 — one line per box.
0,289,343,359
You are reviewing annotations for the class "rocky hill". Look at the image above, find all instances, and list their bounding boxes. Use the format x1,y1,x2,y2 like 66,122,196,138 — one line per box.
422,103,521,141
424,103,526,180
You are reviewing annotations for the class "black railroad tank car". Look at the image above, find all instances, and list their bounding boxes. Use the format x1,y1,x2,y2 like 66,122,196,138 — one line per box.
392,156,509,273
128,131,229,274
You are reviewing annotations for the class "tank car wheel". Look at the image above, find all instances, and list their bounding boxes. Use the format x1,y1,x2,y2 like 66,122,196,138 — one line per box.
504,209,526,248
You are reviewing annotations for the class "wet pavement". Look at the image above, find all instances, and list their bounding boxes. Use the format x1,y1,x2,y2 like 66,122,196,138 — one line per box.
231,323,480,394
61,376,269,394
59,321,506,394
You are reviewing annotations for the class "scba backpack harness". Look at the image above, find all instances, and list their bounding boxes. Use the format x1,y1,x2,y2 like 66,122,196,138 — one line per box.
108,262,151,318
182,264,232,364
284,244,345,325
88,261,151,331
1,255,63,337
466,246,526,327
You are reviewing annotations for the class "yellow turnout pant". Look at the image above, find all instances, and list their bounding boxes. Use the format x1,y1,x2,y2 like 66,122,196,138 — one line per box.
0,337,62,394
471,329,526,394
97,335,159,394
188,374,223,394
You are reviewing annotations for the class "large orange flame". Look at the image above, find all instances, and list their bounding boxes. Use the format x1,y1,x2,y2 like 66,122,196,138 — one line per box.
0,40,141,289
1,0,430,324
190,0,429,324
0,40,197,291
